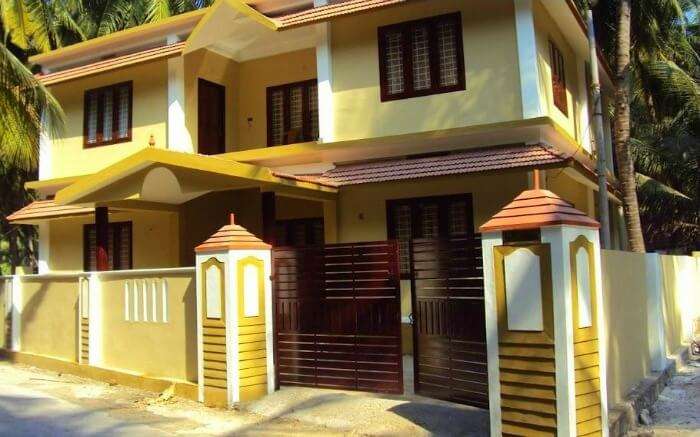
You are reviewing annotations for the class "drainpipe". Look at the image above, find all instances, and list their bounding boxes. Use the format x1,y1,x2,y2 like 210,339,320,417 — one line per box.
587,4,611,249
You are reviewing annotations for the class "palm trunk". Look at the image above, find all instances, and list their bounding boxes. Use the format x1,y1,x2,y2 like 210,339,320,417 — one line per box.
614,0,646,253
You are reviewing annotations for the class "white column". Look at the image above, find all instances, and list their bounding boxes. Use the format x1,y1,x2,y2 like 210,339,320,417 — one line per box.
39,112,53,180
314,0,334,143
514,0,543,119
37,223,50,274
644,253,667,371
167,40,194,153
578,61,592,153
88,273,103,366
10,276,22,352
481,232,503,437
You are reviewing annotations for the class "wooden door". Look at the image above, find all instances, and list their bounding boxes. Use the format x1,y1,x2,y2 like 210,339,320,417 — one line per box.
198,79,226,155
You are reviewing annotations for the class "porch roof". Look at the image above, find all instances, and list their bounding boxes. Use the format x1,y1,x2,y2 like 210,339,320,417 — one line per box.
53,148,337,206
7,200,95,224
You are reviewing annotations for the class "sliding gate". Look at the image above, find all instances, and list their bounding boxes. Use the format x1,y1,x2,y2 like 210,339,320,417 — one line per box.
273,241,403,394
411,235,489,408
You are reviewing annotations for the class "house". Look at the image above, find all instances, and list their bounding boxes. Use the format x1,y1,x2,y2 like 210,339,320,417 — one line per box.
7,0,630,417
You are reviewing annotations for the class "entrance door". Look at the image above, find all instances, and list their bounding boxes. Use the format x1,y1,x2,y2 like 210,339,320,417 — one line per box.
388,194,489,408
198,79,225,155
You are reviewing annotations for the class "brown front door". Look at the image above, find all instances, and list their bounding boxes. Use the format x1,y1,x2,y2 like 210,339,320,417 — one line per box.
198,79,225,155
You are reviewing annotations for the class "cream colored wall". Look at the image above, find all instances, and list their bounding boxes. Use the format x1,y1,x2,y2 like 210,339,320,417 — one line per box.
184,49,240,153
48,60,168,179
236,49,317,150
546,170,590,213
330,0,521,142
100,272,197,382
0,278,7,349
601,250,652,406
533,0,583,143
660,255,700,355
48,210,180,272
20,277,80,361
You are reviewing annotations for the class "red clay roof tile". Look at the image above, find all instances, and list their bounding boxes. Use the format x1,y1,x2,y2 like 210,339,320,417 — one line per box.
7,200,95,223
196,214,271,252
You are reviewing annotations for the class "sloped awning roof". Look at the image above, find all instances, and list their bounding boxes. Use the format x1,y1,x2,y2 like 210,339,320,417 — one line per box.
274,0,406,29
7,200,95,224
299,144,569,187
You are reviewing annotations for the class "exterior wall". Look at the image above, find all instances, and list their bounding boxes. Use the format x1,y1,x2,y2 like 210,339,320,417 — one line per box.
660,255,700,355
533,0,583,143
20,276,80,362
330,0,522,142
0,277,9,349
276,196,323,221
100,270,197,382
46,60,169,179
547,170,590,212
48,210,180,272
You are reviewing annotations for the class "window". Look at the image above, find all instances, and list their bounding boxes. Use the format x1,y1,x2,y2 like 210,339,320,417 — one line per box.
83,222,132,271
386,194,473,277
274,218,324,247
549,42,568,115
378,12,465,101
84,82,132,147
267,79,319,146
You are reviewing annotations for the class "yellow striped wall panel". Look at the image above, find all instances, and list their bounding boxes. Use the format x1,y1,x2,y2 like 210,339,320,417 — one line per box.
237,257,267,402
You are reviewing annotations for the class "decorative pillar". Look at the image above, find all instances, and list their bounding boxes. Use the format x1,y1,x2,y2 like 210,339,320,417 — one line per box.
195,214,274,408
95,207,109,271
480,186,608,436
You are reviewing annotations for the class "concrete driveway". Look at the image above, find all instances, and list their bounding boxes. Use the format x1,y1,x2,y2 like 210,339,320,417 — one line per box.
0,359,489,436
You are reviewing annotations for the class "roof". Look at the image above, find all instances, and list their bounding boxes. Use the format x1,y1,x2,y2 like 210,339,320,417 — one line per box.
7,200,95,224
275,0,406,29
301,144,569,187
196,214,271,252
479,188,600,232
36,42,185,86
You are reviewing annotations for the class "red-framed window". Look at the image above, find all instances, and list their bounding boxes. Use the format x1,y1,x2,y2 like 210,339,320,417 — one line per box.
274,218,324,247
83,81,133,148
83,222,133,271
267,79,319,146
378,12,466,102
549,42,568,115
386,194,474,277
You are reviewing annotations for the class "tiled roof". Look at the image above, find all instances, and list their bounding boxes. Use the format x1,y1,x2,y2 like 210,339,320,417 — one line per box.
276,0,406,29
196,214,271,252
36,42,186,86
480,189,600,232
303,144,568,187
7,200,94,223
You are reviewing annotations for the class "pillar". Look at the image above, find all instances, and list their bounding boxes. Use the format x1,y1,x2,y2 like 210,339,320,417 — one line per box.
480,186,608,436
261,192,276,246
195,214,274,408
95,207,109,271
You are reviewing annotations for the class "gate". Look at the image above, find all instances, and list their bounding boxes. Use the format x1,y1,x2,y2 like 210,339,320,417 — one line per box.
273,241,403,394
411,235,489,408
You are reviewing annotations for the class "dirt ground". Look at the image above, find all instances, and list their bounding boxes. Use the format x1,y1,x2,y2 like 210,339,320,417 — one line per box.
0,360,489,436
638,358,700,436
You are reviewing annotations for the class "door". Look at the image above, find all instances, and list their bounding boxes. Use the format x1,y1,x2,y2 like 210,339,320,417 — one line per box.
198,79,226,155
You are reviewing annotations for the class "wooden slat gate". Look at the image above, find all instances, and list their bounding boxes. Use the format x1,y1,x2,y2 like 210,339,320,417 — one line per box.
411,235,489,408
273,241,403,394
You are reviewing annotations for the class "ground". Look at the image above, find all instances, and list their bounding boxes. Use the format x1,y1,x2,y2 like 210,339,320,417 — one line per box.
0,357,489,436
639,357,700,436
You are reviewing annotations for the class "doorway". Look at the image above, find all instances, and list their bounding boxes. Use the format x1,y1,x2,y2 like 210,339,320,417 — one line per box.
198,78,226,155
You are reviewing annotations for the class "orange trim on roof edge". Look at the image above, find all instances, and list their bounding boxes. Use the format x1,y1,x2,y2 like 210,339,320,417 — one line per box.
7,200,95,223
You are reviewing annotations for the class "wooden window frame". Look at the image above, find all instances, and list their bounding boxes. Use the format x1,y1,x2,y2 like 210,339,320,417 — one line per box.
83,221,133,271
83,81,133,148
549,41,568,116
274,217,325,247
377,12,466,102
266,79,319,147
386,193,474,278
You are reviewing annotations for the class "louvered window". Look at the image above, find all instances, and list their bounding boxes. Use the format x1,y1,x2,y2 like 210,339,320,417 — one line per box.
550,42,568,115
83,222,132,271
84,82,132,147
274,218,325,247
378,13,465,101
267,80,319,146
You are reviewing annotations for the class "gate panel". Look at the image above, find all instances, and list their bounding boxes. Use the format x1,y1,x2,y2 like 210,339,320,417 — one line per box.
412,236,489,408
273,241,403,394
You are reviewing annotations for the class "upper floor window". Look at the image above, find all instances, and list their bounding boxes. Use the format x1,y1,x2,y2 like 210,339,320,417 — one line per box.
549,42,568,115
84,82,132,148
267,79,319,146
83,221,132,271
378,12,465,102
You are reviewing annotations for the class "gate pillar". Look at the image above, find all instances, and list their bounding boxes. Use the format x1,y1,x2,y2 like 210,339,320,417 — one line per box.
195,214,274,408
480,186,608,436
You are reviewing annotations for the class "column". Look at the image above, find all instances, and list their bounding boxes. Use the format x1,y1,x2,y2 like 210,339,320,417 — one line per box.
261,192,276,246
514,0,543,119
95,207,109,271
168,47,194,153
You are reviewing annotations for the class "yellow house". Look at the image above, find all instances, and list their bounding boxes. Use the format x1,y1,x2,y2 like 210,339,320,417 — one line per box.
7,0,630,412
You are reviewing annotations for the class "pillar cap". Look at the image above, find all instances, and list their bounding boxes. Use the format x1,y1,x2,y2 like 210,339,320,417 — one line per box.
195,214,271,253
480,189,600,233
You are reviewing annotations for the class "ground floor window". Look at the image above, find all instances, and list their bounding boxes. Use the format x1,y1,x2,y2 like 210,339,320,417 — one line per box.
83,222,133,271
274,218,324,247
386,194,474,277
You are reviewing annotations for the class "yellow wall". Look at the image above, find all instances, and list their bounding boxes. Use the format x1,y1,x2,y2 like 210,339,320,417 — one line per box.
547,170,590,213
48,210,180,272
100,272,197,382
48,60,168,179
533,0,583,143
20,276,80,362
660,255,700,355
0,278,8,349
330,0,521,141
601,250,651,406
275,196,323,221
